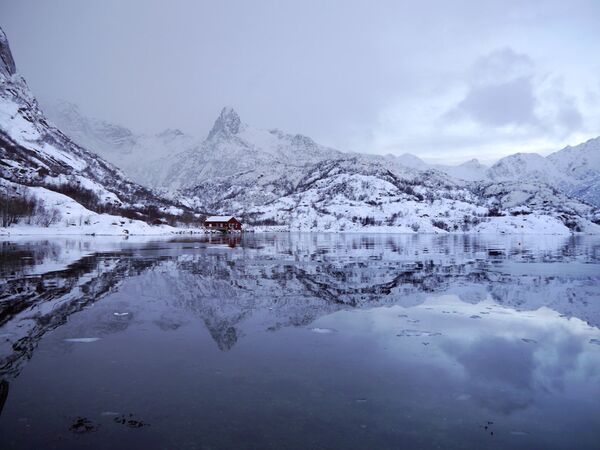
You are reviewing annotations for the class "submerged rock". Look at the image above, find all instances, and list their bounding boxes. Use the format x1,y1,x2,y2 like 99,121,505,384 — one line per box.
113,413,148,428
70,417,96,434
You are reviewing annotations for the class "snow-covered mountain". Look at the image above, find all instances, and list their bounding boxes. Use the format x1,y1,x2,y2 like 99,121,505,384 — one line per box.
43,87,600,210
147,107,344,189
41,100,195,187
2,23,599,234
545,138,600,206
382,142,600,208
45,98,600,233
431,141,600,207
0,26,195,232
386,145,600,208
165,109,598,234
484,144,600,208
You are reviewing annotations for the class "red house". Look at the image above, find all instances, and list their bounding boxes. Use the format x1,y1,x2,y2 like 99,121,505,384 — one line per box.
204,215,242,231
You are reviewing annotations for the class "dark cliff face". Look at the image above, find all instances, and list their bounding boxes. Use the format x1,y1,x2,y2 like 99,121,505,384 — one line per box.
0,27,16,79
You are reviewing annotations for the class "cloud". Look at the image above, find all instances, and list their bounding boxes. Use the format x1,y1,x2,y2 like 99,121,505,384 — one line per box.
446,48,540,129
441,336,537,414
470,48,535,86
3,0,599,164
451,76,539,127
536,78,584,137
443,47,585,141
364,45,597,164
554,95,583,133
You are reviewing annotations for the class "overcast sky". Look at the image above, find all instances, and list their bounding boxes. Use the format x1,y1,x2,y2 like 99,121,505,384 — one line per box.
1,0,599,164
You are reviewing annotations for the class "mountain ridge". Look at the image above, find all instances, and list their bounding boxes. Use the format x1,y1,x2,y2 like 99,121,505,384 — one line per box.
38,99,600,234
44,98,600,207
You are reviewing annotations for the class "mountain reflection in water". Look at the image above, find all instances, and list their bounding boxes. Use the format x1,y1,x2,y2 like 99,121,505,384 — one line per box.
0,233,599,450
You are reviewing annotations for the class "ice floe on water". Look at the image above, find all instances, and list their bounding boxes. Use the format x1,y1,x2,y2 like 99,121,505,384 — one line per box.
64,338,100,343
396,329,443,337
310,327,337,334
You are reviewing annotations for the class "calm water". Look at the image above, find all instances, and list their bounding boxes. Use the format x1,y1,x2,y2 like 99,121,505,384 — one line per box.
0,233,599,449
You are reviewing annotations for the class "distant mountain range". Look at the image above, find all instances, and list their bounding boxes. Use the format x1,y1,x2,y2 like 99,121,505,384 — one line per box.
1,25,599,234
42,98,600,233
44,99,600,210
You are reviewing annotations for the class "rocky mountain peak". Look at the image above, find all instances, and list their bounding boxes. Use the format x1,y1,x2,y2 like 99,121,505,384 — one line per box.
207,107,243,140
0,26,17,79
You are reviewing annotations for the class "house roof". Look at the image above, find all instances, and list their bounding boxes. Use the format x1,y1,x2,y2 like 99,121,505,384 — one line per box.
205,215,236,222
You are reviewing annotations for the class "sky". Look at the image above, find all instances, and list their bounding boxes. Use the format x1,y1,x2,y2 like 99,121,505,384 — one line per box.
1,0,599,164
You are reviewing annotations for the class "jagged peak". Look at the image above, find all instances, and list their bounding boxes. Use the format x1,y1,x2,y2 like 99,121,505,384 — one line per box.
207,106,243,140
0,26,17,78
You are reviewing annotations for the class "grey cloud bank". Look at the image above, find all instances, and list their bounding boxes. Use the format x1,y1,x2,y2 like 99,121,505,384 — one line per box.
1,0,599,164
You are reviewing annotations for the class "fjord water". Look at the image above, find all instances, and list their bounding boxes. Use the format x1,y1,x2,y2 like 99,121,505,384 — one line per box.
0,234,599,449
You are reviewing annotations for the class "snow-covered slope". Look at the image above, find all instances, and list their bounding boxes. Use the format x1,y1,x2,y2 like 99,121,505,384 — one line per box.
0,179,179,236
548,137,600,179
546,137,600,206
482,140,600,207
384,153,429,170
239,161,599,234
0,26,195,232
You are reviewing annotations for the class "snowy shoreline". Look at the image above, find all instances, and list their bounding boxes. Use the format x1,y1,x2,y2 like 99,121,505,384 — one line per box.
2,227,599,237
